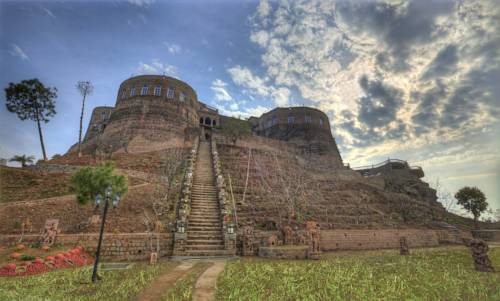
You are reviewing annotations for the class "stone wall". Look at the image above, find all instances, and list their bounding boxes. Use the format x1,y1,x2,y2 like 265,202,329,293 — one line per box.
0,233,173,260
472,230,500,242
320,229,441,251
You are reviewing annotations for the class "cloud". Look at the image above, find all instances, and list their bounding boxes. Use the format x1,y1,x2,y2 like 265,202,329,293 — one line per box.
42,7,56,18
137,59,177,76
227,65,290,106
216,104,270,119
9,44,29,61
211,79,233,101
245,0,500,152
164,42,181,54
128,0,155,7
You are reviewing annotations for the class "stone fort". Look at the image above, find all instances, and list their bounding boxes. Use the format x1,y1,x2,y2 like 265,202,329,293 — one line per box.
73,75,344,168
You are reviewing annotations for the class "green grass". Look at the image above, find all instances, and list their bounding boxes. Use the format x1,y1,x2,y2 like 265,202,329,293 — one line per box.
216,247,500,301
0,261,176,301
161,262,210,301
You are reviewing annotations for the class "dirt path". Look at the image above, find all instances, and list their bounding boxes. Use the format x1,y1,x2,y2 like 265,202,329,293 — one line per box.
192,261,226,301
136,261,195,301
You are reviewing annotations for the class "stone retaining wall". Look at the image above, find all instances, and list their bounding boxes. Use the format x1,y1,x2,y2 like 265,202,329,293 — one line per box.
472,230,500,242
0,233,173,261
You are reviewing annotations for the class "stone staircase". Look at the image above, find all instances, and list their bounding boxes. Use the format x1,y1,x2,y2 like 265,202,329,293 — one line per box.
185,141,229,256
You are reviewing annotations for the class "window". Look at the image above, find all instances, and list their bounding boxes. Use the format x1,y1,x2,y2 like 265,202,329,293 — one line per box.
305,115,312,123
179,92,186,102
267,119,272,127
130,87,136,97
121,89,127,99
272,115,277,125
319,118,324,126
287,116,295,124
141,85,148,95
167,87,174,99
101,112,107,120
154,85,161,96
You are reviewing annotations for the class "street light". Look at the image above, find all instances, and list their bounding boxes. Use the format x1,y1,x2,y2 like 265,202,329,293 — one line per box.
91,185,120,283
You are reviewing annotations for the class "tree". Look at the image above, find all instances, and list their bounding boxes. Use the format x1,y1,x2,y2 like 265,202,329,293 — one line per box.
76,81,93,157
4,79,57,161
9,155,35,167
455,186,488,229
71,162,128,205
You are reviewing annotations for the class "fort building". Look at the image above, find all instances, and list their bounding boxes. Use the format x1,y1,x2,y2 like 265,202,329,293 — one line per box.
73,75,344,167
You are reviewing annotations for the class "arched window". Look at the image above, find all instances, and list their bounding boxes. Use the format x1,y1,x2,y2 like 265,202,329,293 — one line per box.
121,89,127,99
130,87,136,97
167,87,174,99
179,92,186,102
305,115,312,123
205,117,211,125
287,116,295,124
154,85,161,96
200,117,204,124
272,115,277,125
141,84,148,95
212,120,217,126
319,118,324,126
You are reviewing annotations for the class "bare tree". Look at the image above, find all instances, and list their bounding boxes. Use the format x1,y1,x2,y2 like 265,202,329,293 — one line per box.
253,151,312,226
76,81,94,157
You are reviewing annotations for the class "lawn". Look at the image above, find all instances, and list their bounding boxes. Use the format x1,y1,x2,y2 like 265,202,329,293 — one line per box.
216,246,500,301
0,260,177,301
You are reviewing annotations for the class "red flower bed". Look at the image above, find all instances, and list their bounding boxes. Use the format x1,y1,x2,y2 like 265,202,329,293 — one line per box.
0,246,93,277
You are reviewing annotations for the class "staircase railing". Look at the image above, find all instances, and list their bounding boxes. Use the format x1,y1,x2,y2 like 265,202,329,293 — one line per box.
172,137,198,255
211,137,237,254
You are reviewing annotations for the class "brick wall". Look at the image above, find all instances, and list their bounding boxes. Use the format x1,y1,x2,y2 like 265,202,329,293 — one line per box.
472,230,500,242
0,233,173,260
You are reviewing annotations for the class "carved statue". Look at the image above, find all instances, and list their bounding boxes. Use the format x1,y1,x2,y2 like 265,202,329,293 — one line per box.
41,219,59,246
468,239,495,272
282,225,294,245
242,226,255,256
305,221,320,255
267,234,279,247
150,252,158,265
399,236,410,255
295,233,307,245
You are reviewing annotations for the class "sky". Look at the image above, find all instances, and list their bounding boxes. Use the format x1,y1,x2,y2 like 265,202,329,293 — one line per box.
1,0,499,215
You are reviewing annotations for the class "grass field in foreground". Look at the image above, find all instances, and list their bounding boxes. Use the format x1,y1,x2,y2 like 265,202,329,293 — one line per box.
0,261,176,301
216,246,500,301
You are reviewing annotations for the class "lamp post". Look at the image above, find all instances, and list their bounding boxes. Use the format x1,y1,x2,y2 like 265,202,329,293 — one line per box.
91,185,120,283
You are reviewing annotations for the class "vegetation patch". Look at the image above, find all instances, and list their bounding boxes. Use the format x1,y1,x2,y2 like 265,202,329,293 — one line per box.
216,247,500,301
0,261,176,301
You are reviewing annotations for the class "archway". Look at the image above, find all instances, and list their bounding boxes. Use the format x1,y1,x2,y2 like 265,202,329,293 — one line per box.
212,120,217,126
199,117,204,124
204,117,212,126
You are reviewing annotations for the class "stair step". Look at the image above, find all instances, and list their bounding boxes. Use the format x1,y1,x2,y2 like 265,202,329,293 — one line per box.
185,245,225,251
184,250,233,256
186,240,224,245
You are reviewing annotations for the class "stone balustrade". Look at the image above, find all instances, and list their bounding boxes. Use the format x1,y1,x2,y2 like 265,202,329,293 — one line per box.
173,138,198,254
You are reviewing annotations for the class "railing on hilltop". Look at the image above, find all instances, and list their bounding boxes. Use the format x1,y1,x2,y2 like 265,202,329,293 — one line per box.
352,158,424,178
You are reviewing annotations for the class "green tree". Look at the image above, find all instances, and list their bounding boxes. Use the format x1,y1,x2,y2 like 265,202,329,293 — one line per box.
218,117,252,144
455,186,488,229
76,81,93,157
71,162,128,205
4,79,57,161
9,155,35,167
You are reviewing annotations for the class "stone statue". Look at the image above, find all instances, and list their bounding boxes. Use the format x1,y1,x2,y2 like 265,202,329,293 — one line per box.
468,239,495,272
305,221,320,259
149,252,158,265
267,234,279,247
242,226,255,256
41,219,59,246
282,225,294,245
399,236,410,255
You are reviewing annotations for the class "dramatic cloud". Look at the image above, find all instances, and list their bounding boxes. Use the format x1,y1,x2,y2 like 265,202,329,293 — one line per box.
137,59,177,76
244,0,499,163
227,65,290,106
211,79,233,101
9,44,29,61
